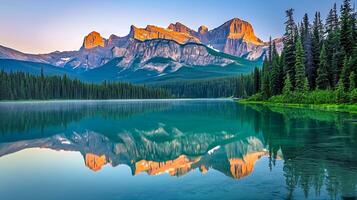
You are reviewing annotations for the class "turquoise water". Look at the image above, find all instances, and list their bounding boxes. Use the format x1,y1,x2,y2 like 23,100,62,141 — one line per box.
0,99,356,200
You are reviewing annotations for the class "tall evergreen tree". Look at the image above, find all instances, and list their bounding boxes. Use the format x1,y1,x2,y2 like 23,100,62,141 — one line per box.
326,4,340,33
351,13,357,74
270,42,284,95
349,71,356,91
312,12,324,82
340,0,354,56
261,56,271,99
268,37,273,64
325,3,342,87
335,78,347,103
283,74,293,95
301,13,315,89
253,67,261,93
283,9,298,87
340,56,352,91
316,44,330,90
294,38,308,92
353,7,357,43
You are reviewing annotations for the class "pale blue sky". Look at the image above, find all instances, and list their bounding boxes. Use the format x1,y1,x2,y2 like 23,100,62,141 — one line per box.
0,0,350,54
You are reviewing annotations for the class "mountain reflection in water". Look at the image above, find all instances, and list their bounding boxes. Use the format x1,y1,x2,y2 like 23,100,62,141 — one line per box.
0,100,356,199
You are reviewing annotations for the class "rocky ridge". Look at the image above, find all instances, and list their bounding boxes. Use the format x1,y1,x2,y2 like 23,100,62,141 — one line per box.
0,17,282,74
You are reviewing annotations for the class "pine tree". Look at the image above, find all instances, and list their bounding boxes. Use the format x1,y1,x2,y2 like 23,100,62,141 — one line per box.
326,4,339,33
253,67,261,93
351,44,357,84
312,12,324,80
300,14,315,89
325,3,342,87
349,71,356,91
316,44,330,90
268,37,273,64
340,56,352,91
270,42,284,95
283,9,297,87
283,74,293,95
340,0,354,56
261,56,271,99
303,78,309,92
294,38,307,92
335,78,347,103
353,8,357,43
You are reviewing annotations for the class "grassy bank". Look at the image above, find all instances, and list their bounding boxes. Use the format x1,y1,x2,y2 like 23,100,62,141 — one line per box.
238,100,357,114
237,89,357,114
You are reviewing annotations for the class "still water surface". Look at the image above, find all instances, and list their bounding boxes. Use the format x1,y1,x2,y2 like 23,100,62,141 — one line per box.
0,99,356,200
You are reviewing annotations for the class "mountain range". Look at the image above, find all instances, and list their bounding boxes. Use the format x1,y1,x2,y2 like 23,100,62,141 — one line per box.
0,18,282,83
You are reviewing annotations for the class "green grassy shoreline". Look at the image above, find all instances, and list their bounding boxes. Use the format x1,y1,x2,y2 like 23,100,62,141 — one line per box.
238,100,357,114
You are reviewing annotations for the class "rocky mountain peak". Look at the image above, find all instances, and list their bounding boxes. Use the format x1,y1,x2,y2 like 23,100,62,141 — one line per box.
220,18,263,45
130,24,200,44
167,22,195,35
198,25,208,34
83,31,106,49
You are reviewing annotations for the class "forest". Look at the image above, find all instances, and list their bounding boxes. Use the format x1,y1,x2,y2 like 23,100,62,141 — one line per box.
0,70,171,100
156,73,257,98
247,0,357,104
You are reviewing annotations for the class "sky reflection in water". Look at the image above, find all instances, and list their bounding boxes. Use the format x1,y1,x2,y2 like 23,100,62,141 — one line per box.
0,100,356,200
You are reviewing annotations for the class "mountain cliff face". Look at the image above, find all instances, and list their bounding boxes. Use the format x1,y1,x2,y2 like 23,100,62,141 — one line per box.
200,18,264,57
162,18,275,58
0,17,281,80
83,31,106,49
131,25,200,44
112,39,233,72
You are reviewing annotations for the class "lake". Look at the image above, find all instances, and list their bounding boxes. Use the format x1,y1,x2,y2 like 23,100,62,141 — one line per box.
0,99,356,200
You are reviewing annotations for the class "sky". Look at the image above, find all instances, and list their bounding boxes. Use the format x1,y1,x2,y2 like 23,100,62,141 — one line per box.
0,0,351,54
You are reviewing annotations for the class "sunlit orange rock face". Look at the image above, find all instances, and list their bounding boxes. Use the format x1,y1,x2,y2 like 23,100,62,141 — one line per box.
167,22,197,36
134,155,201,176
85,153,107,172
131,25,200,44
224,18,263,45
228,151,267,179
83,31,106,49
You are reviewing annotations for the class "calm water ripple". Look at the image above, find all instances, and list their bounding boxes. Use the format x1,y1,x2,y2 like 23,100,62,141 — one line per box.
0,99,356,200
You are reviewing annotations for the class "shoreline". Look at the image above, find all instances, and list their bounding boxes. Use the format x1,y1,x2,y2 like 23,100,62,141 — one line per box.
237,100,357,114
0,98,233,104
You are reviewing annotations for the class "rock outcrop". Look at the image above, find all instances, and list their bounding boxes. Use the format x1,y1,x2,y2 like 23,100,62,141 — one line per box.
112,39,233,72
83,31,106,49
131,25,200,44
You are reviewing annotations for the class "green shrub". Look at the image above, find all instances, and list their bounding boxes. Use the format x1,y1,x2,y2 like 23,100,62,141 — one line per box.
247,89,357,105
350,89,357,103
248,93,264,101
268,90,337,104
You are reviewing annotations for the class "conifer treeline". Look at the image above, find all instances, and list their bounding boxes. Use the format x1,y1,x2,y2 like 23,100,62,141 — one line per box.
251,0,357,103
0,71,171,100
158,73,258,98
